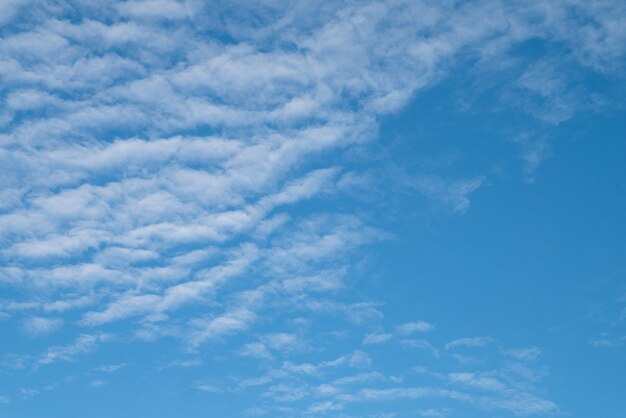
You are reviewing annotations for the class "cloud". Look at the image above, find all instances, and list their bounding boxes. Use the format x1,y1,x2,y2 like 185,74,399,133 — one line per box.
448,372,507,392
90,380,107,388
351,387,469,402
21,317,63,337
189,308,257,347
348,350,372,369
333,372,386,386
94,363,127,373
229,324,557,417
487,393,559,416
401,339,440,358
419,408,451,417
363,333,393,345
0,0,622,414
396,321,435,335
411,176,484,213
37,333,111,367
238,333,305,360
445,337,494,350
589,336,626,348
167,358,202,368
116,0,192,20
194,383,222,393
505,347,542,362
1,2,621,347
20,388,39,399
0,0,27,25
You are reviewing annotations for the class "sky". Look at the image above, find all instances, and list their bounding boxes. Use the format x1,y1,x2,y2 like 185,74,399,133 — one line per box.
0,1,625,417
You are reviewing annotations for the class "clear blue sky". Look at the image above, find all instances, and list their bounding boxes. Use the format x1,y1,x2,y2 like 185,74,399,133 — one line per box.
1,1,625,417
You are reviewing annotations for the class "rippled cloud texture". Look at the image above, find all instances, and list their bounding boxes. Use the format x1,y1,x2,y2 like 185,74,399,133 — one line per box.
1,1,625,417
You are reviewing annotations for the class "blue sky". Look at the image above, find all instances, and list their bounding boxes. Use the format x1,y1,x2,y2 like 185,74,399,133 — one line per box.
0,1,625,417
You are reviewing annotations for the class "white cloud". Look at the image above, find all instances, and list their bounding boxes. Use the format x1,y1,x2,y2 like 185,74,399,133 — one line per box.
238,333,306,361
194,383,222,393
352,387,466,402
487,393,559,415
189,309,256,347
333,372,385,386
412,176,484,213
116,0,192,20
363,333,393,345
445,337,494,350
1,3,619,342
167,358,202,368
263,383,309,403
419,408,451,417
348,350,372,368
396,321,435,335
37,333,111,367
20,388,39,399
239,342,274,360
90,380,106,388
307,400,343,414
21,317,63,337
448,372,507,392
505,347,542,362
94,363,127,373
401,339,440,358
0,1,620,414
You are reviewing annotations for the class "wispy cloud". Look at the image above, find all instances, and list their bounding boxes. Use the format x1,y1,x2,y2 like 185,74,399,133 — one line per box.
445,337,494,350
94,363,127,373
0,0,623,414
37,333,111,367
505,347,542,362
363,333,393,345
411,176,484,213
396,321,435,335
20,316,63,337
